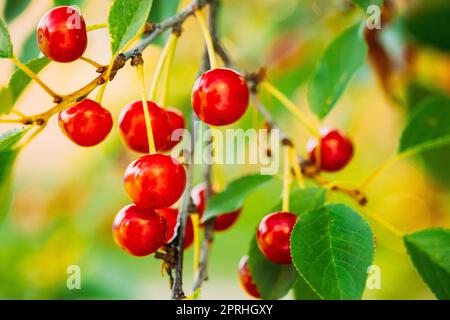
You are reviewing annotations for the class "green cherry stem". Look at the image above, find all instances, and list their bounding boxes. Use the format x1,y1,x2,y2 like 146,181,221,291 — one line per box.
194,10,218,69
282,145,291,212
86,23,108,32
159,34,179,107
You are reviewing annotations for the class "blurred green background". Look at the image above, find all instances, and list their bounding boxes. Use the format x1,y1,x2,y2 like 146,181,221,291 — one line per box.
0,0,449,299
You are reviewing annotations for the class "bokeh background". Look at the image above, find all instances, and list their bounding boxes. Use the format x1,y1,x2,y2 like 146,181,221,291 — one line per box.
0,0,449,299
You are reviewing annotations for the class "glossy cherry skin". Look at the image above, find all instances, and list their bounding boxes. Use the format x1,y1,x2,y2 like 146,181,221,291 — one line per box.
112,204,167,257
238,255,261,299
160,108,186,152
158,208,194,249
257,211,297,264
191,183,241,232
192,68,249,126
124,154,186,209
37,6,88,63
58,99,113,147
118,100,172,153
308,129,354,172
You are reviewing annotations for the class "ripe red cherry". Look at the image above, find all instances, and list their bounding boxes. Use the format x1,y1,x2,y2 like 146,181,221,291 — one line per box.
192,68,249,126
191,183,241,232
124,154,186,209
160,108,186,152
37,6,88,63
158,208,194,249
118,100,172,153
58,99,113,147
257,211,297,264
112,204,167,257
308,128,354,172
238,255,261,299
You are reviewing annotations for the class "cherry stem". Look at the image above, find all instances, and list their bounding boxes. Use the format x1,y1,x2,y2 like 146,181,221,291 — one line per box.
289,145,305,189
191,213,201,277
159,34,179,107
86,23,108,32
261,81,321,139
136,63,157,154
10,56,61,100
194,10,218,70
360,151,412,190
282,145,291,212
149,33,179,103
362,207,405,238
95,57,115,104
19,124,46,150
80,56,104,69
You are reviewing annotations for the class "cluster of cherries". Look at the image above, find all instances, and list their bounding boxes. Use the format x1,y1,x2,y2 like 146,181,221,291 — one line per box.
37,6,355,298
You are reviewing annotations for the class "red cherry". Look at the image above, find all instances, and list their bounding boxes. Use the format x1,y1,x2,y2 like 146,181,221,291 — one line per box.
124,154,186,209
118,100,172,153
37,6,88,63
58,99,113,147
160,108,186,152
238,255,261,299
308,128,354,172
112,204,167,257
158,208,194,249
191,183,241,232
256,211,297,264
192,68,249,126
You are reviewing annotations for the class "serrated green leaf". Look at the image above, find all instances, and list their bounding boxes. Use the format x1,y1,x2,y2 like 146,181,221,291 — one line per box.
292,276,321,300
8,57,50,103
269,188,328,215
19,31,41,63
247,235,297,300
202,174,273,222
402,1,450,52
308,23,367,119
404,228,450,300
0,127,29,223
53,0,85,6
4,0,32,23
291,204,374,300
399,97,450,154
146,0,180,46
0,127,30,151
352,0,383,10
0,17,14,58
108,0,154,54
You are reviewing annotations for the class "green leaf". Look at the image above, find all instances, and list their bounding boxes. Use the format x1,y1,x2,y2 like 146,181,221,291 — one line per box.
53,0,85,6
0,17,14,58
0,127,30,151
291,204,375,300
404,228,450,300
269,188,328,215
146,0,180,46
308,23,367,119
402,1,450,52
0,127,29,223
4,0,32,23
0,88,13,115
19,32,41,63
8,57,50,103
292,276,321,300
399,97,450,154
352,0,383,10
202,174,273,222
108,0,154,54
247,235,298,300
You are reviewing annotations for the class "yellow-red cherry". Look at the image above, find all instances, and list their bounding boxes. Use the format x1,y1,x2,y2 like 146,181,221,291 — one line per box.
118,100,172,153
157,208,194,249
112,204,167,257
238,255,261,299
37,6,88,63
308,128,354,172
58,99,113,147
192,68,249,126
160,108,186,152
124,154,186,209
191,183,241,232
256,211,297,265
